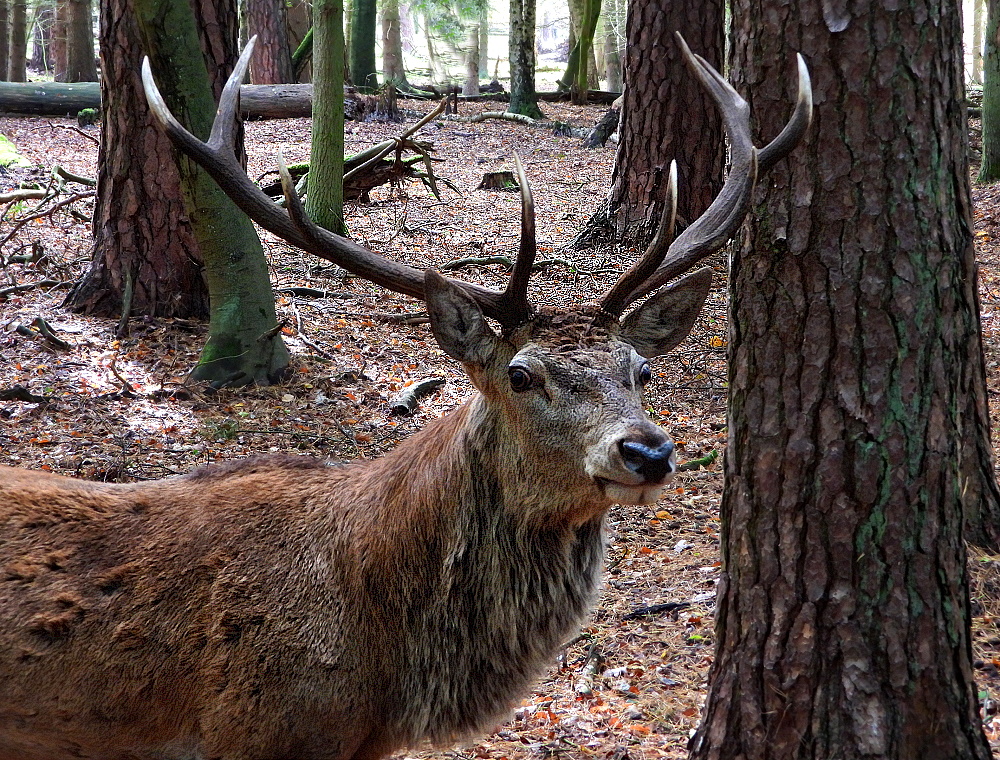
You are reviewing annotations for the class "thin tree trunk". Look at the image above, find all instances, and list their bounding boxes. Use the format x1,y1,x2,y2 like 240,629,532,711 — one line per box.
508,0,542,118
348,0,376,90
975,0,986,84
463,20,479,96
980,0,1000,183
478,1,488,79
380,0,408,87
64,0,97,81
601,0,621,91
50,0,66,80
689,1,998,757
304,0,346,235
0,0,9,81
30,0,53,72
8,0,26,81
423,12,446,86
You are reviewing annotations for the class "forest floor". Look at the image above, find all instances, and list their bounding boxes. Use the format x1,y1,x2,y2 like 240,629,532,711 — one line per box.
3,100,1000,757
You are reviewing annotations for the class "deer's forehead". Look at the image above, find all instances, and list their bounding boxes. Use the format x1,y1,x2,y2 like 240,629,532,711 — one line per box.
518,305,618,347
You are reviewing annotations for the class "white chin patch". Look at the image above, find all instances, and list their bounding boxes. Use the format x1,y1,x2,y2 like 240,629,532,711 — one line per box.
603,481,668,505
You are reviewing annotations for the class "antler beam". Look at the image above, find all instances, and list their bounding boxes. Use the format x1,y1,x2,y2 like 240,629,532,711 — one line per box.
141,38,537,331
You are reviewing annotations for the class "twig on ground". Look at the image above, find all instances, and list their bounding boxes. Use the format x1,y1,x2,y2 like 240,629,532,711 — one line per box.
0,279,70,299
0,385,51,403
388,377,446,416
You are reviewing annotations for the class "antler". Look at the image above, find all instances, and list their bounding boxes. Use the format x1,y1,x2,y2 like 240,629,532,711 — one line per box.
599,34,813,318
141,37,537,331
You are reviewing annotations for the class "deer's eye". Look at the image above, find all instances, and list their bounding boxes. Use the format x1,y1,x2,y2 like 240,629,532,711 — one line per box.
638,362,652,386
508,367,534,392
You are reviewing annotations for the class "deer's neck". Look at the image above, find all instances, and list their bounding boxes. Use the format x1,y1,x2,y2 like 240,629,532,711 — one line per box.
355,395,608,744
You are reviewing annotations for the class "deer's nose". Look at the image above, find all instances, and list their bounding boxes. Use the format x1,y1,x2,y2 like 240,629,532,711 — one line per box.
619,440,676,482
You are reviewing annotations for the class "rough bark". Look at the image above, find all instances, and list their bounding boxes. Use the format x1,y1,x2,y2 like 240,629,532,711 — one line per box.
980,0,1000,183
66,0,209,318
508,0,542,118
64,0,97,81
580,0,723,247
688,3,998,758
246,0,295,84
135,0,290,385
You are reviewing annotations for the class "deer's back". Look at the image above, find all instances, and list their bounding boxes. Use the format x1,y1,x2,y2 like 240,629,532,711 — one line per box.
0,457,384,760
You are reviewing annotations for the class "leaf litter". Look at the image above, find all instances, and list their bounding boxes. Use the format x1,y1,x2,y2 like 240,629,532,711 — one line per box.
0,102,997,757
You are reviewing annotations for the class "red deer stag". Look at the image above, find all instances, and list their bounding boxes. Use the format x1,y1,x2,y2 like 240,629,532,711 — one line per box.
0,36,810,760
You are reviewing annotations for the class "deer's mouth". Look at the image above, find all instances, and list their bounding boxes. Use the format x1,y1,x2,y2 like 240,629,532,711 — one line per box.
594,476,671,505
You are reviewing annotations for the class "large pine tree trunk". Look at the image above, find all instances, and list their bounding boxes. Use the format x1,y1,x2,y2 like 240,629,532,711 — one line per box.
246,0,294,84
688,2,998,758
67,0,209,318
582,0,724,247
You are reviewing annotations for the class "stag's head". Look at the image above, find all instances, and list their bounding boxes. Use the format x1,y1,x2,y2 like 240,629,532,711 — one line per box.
141,35,811,509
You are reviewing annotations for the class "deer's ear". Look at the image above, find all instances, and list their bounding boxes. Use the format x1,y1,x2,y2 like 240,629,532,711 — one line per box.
425,270,501,365
620,267,713,358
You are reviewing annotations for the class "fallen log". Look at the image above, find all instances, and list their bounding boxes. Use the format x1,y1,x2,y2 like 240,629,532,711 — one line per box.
0,82,317,119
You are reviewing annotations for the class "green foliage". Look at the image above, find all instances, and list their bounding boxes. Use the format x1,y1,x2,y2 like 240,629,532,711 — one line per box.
411,0,486,47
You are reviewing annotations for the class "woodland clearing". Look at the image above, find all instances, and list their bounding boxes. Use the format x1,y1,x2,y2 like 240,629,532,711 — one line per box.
3,101,1000,757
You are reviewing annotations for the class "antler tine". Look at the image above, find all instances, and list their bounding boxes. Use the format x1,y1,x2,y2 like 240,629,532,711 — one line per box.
495,153,537,328
598,161,677,317
613,34,811,310
209,35,256,150
758,53,813,173
142,42,521,324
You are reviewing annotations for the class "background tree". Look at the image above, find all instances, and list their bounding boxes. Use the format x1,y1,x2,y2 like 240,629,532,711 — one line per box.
247,0,295,83
67,0,209,317
381,0,411,89
600,0,622,92
64,0,98,81
0,0,9,81
8,0,26,81
558,0,599,101
579,1,724,246
508,0,541,118
304,0,347,234
688,1,999,757
30,0,53,73
349,0,376,89
135,0,289,385
980,0,1000,182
